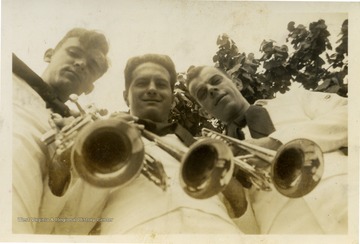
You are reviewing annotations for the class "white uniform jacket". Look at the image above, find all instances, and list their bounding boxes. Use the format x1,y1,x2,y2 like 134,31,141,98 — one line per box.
100,134,243,234
12,74,110,235
240,87,348,234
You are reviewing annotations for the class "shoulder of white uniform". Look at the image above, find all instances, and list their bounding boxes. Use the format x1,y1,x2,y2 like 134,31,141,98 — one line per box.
253,100,268,106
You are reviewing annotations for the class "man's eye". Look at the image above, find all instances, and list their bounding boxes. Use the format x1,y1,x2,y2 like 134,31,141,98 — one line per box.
211,77,222,85
67,49,81,58
156,80,170,89
134,79,148,87
197,87,207,101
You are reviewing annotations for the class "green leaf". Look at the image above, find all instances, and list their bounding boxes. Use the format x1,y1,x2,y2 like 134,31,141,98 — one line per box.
246,85,255,94
213,55,219,62
227,63,242,76
287,21,295,31
217,33,230,46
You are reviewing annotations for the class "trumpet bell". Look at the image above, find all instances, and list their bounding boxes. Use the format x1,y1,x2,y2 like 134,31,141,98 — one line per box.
72,118,144,188
272,139,324,198
180,138,234,199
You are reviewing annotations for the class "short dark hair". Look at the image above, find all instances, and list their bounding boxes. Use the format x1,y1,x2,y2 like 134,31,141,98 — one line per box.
185,65,206,88
124,54,177,91
186,65,233,88
55,28,110,74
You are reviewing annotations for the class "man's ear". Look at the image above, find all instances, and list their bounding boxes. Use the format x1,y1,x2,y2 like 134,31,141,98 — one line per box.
44,48,54,63
123,90,129,107
199,107,213,119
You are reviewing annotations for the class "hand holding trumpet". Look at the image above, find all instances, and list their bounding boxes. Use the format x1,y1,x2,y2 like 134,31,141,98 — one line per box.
42,96,169,196
43,95,110,196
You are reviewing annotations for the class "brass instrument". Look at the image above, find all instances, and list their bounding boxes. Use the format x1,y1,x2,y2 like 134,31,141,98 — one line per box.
132,128,324,199
141,129,235,199
41,95,168,194
71,118,145,188
42,95,324,199
191,128,325,198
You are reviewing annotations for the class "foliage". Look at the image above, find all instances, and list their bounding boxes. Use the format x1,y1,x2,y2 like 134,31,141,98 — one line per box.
170,19,348,136
213,19,348,102
322,19,348,96
287,19,348,95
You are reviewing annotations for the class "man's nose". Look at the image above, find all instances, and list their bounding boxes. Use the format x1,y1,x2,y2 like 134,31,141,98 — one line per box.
209,86,219,97
74,58,86,70
146,80,157,95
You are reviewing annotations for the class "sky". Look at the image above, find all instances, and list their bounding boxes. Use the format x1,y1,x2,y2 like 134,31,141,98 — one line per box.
2,0,354,113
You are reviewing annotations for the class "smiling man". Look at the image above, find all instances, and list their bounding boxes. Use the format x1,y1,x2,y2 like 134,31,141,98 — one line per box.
98,54,246,235
123,54,176,123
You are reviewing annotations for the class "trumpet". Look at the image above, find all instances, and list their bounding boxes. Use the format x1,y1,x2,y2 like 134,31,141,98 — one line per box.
131,127,324,199
188,128,325,198
41,95,169,196
42,95,324,200
141,129,236,199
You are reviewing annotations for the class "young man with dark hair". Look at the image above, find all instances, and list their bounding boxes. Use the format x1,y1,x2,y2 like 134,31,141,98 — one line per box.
12,27,110,234
98,54,245,235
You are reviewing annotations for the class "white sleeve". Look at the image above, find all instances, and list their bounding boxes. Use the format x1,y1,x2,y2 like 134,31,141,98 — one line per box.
12,104,50,233
269,90,347,153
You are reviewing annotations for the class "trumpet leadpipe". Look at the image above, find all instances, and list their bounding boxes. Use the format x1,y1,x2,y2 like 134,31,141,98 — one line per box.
202,128,275,163
142,129,185,161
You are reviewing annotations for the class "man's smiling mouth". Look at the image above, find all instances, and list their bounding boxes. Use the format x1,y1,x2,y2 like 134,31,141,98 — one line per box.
143,99,161,103
215,94,227,106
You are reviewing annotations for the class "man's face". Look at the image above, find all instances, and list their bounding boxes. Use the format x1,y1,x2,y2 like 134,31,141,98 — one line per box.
43,37,106,102
125,62,174,123
188,66,248,123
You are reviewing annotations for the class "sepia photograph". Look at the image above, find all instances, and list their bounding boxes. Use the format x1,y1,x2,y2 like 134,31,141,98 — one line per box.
1,0,359,243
